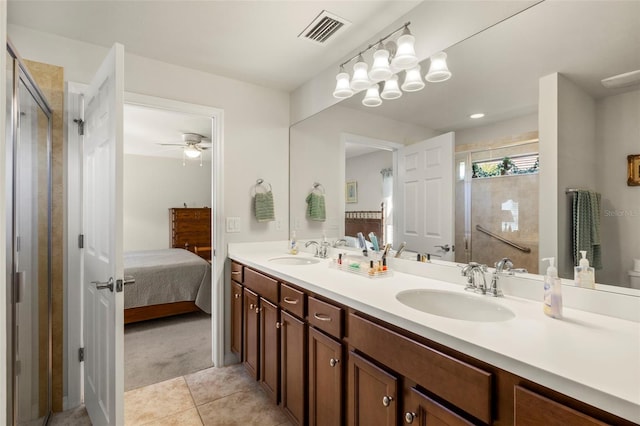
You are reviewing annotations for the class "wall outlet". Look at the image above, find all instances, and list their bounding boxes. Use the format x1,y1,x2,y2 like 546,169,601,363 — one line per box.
226,217,240,233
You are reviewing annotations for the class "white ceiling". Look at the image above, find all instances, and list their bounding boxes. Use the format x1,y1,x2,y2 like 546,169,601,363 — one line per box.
7,0,420,92
339,1,640,133
123,104,212,159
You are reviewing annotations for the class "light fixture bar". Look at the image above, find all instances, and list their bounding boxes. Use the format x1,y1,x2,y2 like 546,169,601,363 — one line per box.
338,22,411,69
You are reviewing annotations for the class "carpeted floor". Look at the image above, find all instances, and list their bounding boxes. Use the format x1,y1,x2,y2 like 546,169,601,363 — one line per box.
124,311,213,391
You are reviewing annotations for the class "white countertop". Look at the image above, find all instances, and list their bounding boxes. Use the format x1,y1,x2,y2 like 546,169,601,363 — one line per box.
228,242,640,423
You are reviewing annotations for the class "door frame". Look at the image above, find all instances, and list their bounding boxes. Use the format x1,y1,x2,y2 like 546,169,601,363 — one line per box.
63,89,224,409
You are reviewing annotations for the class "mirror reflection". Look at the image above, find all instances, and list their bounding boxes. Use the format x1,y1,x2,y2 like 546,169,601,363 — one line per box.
290,1,640,292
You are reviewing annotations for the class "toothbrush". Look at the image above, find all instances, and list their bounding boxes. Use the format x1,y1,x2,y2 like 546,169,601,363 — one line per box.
368,232,379,251
356,232,368,256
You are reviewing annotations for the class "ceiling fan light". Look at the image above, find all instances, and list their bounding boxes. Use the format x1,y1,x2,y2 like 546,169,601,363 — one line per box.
362,85,382,107
391,29,418,70
369,47,393,81
426,51,452,83
350,56,371,91
184,145,201,158
401,65,425,92
333,72,354,98
381,75,402,100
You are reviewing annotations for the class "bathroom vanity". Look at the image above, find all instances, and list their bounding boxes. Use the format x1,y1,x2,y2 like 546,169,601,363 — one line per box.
228,243,640,426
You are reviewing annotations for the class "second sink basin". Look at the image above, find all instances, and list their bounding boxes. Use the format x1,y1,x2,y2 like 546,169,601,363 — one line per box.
396,289,515,322
268,256,321,265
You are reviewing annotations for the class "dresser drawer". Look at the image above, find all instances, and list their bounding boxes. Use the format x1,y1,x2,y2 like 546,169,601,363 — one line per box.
231,262,244,283
279,283,305,319
348,312,493,424
308,296,343,339
244,268,278,303
172,208,211,220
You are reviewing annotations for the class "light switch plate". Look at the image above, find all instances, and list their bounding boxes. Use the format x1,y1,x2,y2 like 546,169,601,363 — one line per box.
226,217,240,233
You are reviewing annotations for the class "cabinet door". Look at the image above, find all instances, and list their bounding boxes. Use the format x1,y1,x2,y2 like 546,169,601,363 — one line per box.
281,311,307,426
243,289,259,380
260,298,280,403
348,351,397,426
403,387,473,426
309,327,343,426
231,281,243,355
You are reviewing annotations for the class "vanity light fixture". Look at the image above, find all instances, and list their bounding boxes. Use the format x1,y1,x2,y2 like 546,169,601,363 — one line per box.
332,22,453,108
470,113,485,119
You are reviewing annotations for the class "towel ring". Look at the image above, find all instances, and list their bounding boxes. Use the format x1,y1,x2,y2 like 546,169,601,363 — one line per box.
311,182,325,194
252,179,272,196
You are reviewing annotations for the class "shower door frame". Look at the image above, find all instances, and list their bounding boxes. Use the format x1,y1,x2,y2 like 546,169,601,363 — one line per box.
6,40,54,426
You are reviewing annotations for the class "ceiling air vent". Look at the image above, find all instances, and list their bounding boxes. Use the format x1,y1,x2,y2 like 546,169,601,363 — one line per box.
299,10,351,45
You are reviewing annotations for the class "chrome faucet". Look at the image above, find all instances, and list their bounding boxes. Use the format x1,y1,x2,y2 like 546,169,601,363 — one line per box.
305,240,329,258
461,262,488,294
394,242,407,258
488,257,514,297
333,238,347,248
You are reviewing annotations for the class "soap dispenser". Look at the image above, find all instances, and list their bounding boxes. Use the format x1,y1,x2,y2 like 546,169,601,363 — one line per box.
542,257,563,319
574,250,595,289
289,231,298,255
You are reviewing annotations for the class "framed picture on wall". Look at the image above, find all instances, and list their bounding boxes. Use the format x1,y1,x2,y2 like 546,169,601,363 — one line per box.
628,154,640,186
346,180,358,203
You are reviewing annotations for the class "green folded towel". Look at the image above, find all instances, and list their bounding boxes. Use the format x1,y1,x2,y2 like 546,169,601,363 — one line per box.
572,190,602,269
254,191,275,222
306,192,326,221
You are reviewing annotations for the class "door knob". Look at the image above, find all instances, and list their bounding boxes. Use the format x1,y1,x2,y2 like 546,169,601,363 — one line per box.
434,244,451,252
92,277,114,292
123,275,136,285
382,395,393,407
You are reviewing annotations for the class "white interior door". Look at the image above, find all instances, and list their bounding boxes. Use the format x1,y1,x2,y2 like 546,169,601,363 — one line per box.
82,43,125,426
397,132,455,261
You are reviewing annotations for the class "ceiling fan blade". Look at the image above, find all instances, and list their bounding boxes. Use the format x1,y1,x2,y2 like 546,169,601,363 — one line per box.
158,143,186,146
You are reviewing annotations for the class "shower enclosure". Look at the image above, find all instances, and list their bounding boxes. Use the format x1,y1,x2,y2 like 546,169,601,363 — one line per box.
5,42,53,426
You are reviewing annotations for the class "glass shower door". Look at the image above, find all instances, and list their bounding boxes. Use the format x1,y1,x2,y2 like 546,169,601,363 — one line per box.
12,60,52,426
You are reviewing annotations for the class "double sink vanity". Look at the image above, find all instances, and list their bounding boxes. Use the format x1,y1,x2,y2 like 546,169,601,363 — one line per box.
228,242,640,425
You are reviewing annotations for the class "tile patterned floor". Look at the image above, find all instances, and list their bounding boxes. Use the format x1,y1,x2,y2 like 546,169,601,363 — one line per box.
50,365,294,426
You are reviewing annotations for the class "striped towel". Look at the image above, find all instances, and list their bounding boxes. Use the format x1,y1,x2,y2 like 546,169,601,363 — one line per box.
572,190,602,269
254,191,275,222
305,192,326,222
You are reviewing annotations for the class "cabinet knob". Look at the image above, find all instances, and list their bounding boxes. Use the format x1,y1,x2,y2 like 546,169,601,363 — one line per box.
276,322,281,329
255,307,260,314
329,358,340,367
404,412,416,424
249,303,255,309
382,395,393,407
234,293,240,299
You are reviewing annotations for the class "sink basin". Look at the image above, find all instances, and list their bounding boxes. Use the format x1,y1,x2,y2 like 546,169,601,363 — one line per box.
396,289,515,322
268,256,321,265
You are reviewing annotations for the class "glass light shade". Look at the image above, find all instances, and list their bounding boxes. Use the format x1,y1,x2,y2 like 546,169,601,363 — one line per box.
391,33,418,70
350,60,371,91
381,75,402,100
362,85,382,107
401,65,425,92
369,49,392,81
333,72,354,98
184,146,201,158
425,52,452,82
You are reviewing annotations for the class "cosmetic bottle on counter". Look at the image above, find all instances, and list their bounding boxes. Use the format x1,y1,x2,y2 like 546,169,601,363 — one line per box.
542,257,563,319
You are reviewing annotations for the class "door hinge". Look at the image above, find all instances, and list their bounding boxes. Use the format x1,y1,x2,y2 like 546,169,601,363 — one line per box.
78,234,84,249
79,347,85,362
16,235,20,252
14,272,23,304
73,118,85,136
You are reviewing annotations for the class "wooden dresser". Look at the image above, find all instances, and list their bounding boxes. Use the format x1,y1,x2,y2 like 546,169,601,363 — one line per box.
169,208,211,260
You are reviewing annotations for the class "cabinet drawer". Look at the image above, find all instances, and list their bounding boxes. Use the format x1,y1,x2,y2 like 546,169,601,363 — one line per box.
514,386,607,426
348,313,492,424
308,297,343,339
244,268,278,303
231,262,244,283
280,283,306,319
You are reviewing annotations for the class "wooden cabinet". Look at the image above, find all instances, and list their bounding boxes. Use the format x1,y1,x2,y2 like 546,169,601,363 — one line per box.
260,298,280,403
231,280,243,355
281,311,307,425
309,326,343,426
169,207,211,259
348,351,398,426
403,387,473,426
242,288,259,379
514,386,608,426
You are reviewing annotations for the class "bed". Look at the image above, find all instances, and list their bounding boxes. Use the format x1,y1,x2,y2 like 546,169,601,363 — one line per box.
123,248,211,324
345,205,385,244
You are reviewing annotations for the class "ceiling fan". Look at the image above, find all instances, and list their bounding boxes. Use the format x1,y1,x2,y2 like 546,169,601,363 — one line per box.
157,133,212,158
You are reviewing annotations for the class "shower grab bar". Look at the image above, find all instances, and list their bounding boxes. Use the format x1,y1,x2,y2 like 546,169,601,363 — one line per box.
476,225,531,253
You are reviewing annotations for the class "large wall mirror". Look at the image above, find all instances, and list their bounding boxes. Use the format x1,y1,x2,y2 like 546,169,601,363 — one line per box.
290,1,640,293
